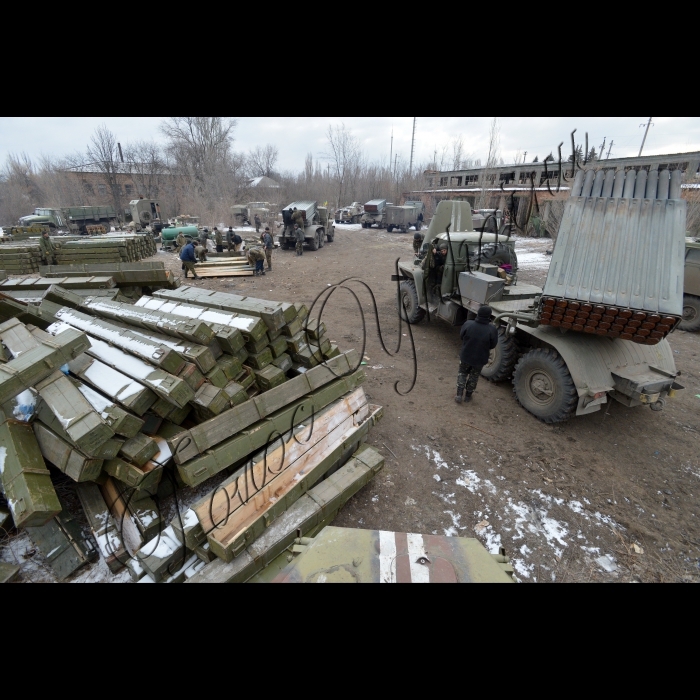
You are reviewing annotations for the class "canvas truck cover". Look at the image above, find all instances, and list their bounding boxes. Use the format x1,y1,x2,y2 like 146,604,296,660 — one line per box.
542,169,687,345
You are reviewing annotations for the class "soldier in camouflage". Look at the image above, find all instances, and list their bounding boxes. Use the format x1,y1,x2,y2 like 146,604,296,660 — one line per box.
39,230,56,265
413,232,425,257
214,227,224,253
261,227,274,271
248,247,266,276
292,208,305,231
175,232,187,252
294,224,305,256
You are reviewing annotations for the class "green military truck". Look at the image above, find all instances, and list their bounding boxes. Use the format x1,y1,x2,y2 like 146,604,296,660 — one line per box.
361,199,388,229
682,238,700,331
129,199,166,234
335,202,364,225
278,201,335,251
19,206,118,234
396,169,686,423
387,201,426,233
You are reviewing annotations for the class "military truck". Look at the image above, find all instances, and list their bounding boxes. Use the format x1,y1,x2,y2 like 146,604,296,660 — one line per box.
681,237,700,331
18,206,118,234
335,203,364,225
395,168,686,423
387,202,426,233
362,199,388,229
278,201,335,251
129,199,166,234
231,205,251,226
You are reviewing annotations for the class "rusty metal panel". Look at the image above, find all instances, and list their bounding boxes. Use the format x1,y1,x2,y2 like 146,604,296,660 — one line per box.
272,527,514,584
544,170,686,316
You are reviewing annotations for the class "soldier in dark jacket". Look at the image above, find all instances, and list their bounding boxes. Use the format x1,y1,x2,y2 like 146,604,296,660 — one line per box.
456,305,498,404
254,214,262,234
180,242,201,280
214,227,224,253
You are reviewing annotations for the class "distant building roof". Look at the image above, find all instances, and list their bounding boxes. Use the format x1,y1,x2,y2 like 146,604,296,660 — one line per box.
248,176,280,188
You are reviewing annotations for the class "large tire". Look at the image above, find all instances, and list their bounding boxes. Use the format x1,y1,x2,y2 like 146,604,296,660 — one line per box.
480,244,519,270
387,225,394,233
680,294,700,332
482,327,519,382
319,231,325,248
398,280,426,324
513,348,578,424
308,234,319,251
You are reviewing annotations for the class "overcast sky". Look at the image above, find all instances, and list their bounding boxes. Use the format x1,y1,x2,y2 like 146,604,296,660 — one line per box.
2,117,699,172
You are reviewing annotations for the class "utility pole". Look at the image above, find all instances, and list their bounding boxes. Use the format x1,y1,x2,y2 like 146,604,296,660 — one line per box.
599,138,606,160
390,129,394,171
639,117,654,157
607,141,614,159
409,118,417,174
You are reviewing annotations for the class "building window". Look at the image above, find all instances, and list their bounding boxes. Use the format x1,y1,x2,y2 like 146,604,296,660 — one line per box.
500,172,516,184
465,175,479,185
125,185,134,196
450,176,463,186
440,177,448,187
114,185,124,196
426,178,434,187
98,184,108,197
83,182,94,195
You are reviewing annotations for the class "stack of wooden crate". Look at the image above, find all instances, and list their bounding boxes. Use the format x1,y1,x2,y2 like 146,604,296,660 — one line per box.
0,285,382,583
51,234,157,264
40,261,180,291
0,243,43,274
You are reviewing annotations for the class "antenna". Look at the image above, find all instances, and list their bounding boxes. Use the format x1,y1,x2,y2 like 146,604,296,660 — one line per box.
639,117,654,157
409,118,417,174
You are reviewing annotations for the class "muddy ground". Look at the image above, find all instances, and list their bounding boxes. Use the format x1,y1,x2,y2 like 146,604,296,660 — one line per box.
160,225,700,583
4,225,699,583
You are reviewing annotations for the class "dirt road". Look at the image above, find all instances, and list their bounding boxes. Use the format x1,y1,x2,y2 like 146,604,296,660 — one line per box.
4,225,697,583
155,224,700,583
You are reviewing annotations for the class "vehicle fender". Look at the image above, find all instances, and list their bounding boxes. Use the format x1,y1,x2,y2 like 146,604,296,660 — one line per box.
515,325,678,415
396,263,427,306
686,260,700,296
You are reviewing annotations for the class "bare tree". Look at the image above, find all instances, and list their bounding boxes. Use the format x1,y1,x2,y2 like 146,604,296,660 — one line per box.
248,144,279,179
323,124,362,209
83,125,125,216
123,140,168,199
160,117,237,186
451,136,465,171
478,117,501,209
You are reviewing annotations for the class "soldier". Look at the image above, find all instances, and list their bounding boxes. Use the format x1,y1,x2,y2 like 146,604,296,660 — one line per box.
214,227,224,253
254,214,262,234
195,244,208,263
292,207,305,232
413,232,425,257
227,227,243,253
248,247,266,276
199,228,210,248
261,226,274,271
456,305,498,404
175,232,187,252
180,241,201,280
282,208,294,237
294,224,305,257
39,230,56,265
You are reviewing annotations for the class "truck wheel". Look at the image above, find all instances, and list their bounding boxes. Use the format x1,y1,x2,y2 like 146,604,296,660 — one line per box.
398,281,426,324
308,234,319,251
680,295,700,332
327,233,334,243
482,328,519,382
387,225,394,233
513,349,578,423
319,231,325,248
